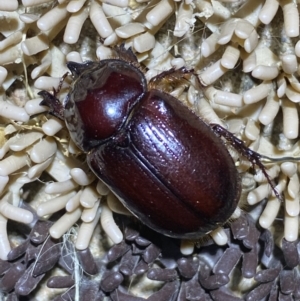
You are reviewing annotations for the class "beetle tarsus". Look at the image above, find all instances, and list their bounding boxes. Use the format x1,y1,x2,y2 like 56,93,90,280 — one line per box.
210,123,284,202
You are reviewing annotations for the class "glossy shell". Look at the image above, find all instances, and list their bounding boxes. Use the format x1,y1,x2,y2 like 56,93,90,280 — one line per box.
64,57,241,239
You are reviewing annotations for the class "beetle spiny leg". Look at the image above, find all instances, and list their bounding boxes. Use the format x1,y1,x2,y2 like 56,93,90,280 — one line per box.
38,90,64,120
210,123,283,202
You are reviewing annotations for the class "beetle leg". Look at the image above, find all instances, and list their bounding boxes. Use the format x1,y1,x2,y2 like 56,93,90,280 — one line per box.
38,90,64,120
210,123,283,202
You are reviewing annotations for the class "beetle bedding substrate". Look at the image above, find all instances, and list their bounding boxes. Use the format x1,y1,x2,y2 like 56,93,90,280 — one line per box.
0,0,300,300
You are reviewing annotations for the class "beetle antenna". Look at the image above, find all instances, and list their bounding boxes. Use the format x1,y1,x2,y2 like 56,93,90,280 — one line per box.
210,123,283,202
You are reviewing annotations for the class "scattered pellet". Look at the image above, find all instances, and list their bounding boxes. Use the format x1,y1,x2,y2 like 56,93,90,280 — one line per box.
177,257,198,279
184,277,206,300
278,292,293,301
77,248,98,275
107,240,131,262
243,215,260,249
147,281,180,301
100,271,124,292
260,229,274,258
142,243,161,264
47,275,75,288
7,238,30,261
254,265,281,283
147,268,178,282
245,281,273,301
280,269,295,295
242,246,258,278
119,250,139,276
110,288,146,301
230,213,249,240
124,226,139,241
213,247,242,275
281,238,299,268
135,236,151,247
0,262,26,293
29,219,53,244
210,287,243,301
133,259,149,275
199,273,229,290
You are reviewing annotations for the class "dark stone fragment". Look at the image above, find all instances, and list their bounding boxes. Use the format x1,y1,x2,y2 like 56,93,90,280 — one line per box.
132,243,145,255
7,238,30,261
254,265,281,283
119,251,139,276
147,280,180,301
230,213,249,240
210,287,243,301
30,220,53,244
243,215,260,250
79,280,99,301
77,248,98,275
58,241,74,274
268,285,279,301
198,262,211,281
133,259,149,275
107,240,131,262
293,271,300,298
245,282,273,301
110,288,146,301
24,243,42,263
185,277,206,300
33,237,61,276
135,236,151,247
47,275,75,288
0,258,11,275
52,288,75,301
142,243,161,264
199,273,229,290
0,262,26,293
282,239,299,268
6,292,19,301
124,226,139,241
280,270,295,294
100,271,124,292
177,257,198,279
260,229,274,258
15,266,45,295
242,246,258,278
213,247,242,275
147,268,178,282
279,292,293,301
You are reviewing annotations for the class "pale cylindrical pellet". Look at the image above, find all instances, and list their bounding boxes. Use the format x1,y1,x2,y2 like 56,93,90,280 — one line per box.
37,191,76,217
243,82,271,104
174,2,193,37
37,3,69,31
64,7,89,44
281,162,297,177
199,60,227,86
0,45,21,65
171,58,186,70
201,32,220,58
70,168,95,186
25,98,48,115
0,154,28,176
243,51,256,72
66,51,83,63
103,32,119,46
0,66,7,86
197,98,223,125
50,207,82,239
0,99,29,122
0,31,22,52
30,137,57,163
80,186,99,208
0,0,18,10
146,0,174,27
133,32,155,53
0,200,33,224
210,227,228,245
42,118,64,136
67,0,86,12
281,54,297,74
66,190,82,212
218,19,236,45
245,119,260,141
259,197,281,228
254,165,280,183
0,176,9,195
258,92,280,125
259,0,279,24
221,45,240,69
45,179,78,194
273,174,287,196
295,40,300,57
251,65,279,80
100,203,123,244
22,0,53,7
281,0,299,37
107,193,131,215
76,208,101,250
81,200,100,223
96,180,110,195
247,183,270,205
205,87,243,107
19,13,39,23
115,23,145,39
180,240,194,255
27,157,53,179
284,211,299,242
34,76,61,90
31,60,52,80
282,98,299,139
235,19,254,39
9,132,44,152
285,192,299,217
21,34,49,56
287,173,300,199
285,85,300,102
96,45,114,60
244,30,259,53
0,214,10,260
89,1,113,38
100,0,128,7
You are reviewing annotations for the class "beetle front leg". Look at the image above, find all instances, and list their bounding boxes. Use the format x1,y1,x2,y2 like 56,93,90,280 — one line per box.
38,90,64,120
210,123,283,202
